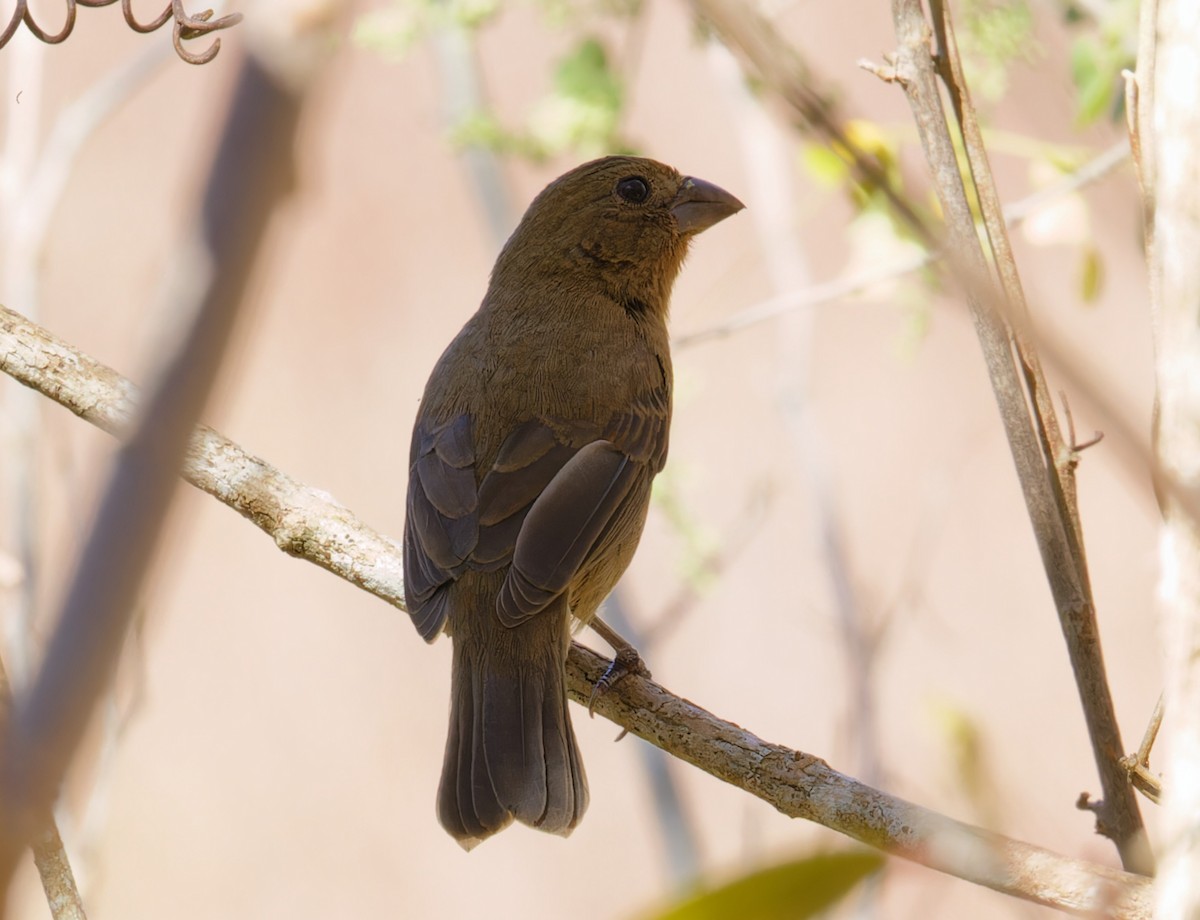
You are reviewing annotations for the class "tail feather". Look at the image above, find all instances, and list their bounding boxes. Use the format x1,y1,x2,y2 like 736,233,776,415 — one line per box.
437,662,501,845
437,617,588,848
537,670,583,831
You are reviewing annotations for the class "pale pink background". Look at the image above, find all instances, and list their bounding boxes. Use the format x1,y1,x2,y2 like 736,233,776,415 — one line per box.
1,2,1158,918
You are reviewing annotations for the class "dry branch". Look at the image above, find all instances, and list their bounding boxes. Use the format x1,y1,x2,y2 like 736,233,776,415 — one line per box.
689,0,1150,874
879,0,1151,874
0,303,1153,917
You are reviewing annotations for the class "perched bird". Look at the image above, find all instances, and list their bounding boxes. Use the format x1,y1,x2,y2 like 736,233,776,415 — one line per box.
404,156,743,848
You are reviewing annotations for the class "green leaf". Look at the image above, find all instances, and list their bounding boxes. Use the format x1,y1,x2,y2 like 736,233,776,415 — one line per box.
958,0,1039,101
351,4,425,61
800,145,849,188
1079,245,1104,303
643,851,883,920
450,111,542,158
352,0,500,62
1071,38,1114,125
528,36,628,155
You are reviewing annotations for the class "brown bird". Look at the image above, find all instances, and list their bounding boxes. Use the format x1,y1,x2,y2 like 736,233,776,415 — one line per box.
404,155,743,848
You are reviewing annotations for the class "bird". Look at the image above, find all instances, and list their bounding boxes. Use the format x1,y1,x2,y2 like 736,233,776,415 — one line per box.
403,155,743,848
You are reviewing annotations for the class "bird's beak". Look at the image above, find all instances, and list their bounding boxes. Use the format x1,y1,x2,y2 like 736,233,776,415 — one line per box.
671,177,745,234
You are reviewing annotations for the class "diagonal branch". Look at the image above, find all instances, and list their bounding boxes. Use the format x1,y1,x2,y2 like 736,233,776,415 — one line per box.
878,0,1151,874
688,0,1150,873
0,49,305,897
0,303,1153,917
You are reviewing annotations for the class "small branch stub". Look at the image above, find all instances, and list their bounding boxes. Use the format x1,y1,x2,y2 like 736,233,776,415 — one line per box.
858,54,907,85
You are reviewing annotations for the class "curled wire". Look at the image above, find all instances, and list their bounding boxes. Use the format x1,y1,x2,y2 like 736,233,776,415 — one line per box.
1,0,242,64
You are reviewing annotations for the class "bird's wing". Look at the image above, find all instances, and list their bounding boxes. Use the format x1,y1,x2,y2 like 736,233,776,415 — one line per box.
405,388,669,638
491,388,670,627
404,414,479,641
494,439,636,626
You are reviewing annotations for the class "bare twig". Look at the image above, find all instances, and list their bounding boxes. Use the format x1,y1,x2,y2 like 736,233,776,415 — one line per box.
641,481,770,651
0,303,1155,917
878,0,1150,873
1119,695,1163,806
929,0,1149,871
686,0,936,249
673,140,1129,349
0,657,87,920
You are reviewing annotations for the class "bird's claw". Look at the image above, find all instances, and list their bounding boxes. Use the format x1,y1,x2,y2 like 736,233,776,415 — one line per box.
587,646,650,717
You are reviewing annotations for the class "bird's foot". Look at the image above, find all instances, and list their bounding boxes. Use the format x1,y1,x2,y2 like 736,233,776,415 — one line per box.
588,645,650,717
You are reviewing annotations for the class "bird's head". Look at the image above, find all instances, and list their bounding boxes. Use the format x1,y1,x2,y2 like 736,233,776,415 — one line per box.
491,156,744,319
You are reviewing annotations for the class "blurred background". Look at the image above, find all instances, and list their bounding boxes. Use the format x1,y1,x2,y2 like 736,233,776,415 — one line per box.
0,0,1158,917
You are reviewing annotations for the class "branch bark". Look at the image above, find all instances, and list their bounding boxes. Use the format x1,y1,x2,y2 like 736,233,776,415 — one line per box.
0,302,1153,917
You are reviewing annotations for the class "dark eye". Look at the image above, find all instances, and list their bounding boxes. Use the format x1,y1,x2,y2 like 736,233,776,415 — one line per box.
616,176,650,204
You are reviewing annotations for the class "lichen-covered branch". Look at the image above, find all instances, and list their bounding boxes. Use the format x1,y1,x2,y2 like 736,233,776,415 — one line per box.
570,645,1150,917
0,305,407,612
0,303,1152,916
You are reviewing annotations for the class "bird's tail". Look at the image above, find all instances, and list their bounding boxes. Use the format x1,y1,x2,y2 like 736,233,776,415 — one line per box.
437,605,588,849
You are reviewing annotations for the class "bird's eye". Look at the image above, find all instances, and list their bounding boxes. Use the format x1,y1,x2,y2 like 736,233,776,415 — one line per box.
616,176,650,204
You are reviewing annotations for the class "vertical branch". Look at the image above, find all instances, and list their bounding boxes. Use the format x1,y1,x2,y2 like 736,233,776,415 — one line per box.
1145,2,1200,914
884,0,1151,874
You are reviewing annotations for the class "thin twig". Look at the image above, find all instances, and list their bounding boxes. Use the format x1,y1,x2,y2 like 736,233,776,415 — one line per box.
0,655,87,920
1119,694,1163,806
686,0,937,250
0,303,1154,917
673,140,1129,349
641,481,771,650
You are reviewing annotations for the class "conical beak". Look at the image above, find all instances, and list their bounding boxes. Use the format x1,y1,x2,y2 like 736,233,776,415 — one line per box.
671,176,745,234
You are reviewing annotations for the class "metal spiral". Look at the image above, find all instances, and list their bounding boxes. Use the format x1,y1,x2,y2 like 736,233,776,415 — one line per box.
1,0,242,64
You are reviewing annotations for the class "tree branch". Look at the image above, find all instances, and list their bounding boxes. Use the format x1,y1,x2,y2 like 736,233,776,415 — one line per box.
881,0,1151,874
0,303,1153,917
688,0,1151,873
